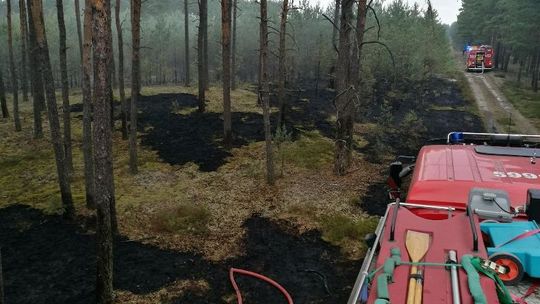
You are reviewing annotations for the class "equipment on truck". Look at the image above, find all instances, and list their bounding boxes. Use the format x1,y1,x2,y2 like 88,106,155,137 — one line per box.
348,132,540,304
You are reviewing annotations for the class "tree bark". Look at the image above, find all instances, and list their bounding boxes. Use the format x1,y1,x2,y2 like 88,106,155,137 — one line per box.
30,0,74,218
231,0,237,90
19,0,30,103
107,1,115,129
276,0,289,128
82,0,95,209
331,0,340,51
334,0,354,176
184,0,190,86
75,0,84,62
260,0,274,185
197,0,206,111
116,0,128,140
91,1,115,302
352,0,367,88
203,0,209,90
7,0,22,132
0,68,8,118
222,0,232,146
129,0,141,175
56,0,74,172
26,0,44,138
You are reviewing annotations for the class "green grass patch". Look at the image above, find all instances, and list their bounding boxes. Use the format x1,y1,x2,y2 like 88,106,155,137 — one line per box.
151,204,211,235
279,131,334,170
502,82,540,129
320,214,378,247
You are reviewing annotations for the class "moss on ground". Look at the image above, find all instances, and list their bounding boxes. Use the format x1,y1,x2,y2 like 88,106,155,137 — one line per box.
320,213,378,248
151,204,211,235
278,131,334,170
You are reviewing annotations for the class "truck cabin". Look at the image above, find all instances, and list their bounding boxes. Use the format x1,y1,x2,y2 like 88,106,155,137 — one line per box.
388,132,540,222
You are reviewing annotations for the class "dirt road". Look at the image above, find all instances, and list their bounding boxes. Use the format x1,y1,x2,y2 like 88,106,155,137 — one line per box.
464,71,538,134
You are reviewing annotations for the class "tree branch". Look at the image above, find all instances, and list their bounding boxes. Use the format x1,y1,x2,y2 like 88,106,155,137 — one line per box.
367,5,380,40
361,40,396,83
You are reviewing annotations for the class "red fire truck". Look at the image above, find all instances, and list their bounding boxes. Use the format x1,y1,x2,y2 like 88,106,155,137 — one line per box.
466,45,494,72
348,132,540,304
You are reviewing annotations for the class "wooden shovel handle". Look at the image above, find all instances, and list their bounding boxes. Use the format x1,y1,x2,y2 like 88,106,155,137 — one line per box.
414,270,423,304
407,265,418,304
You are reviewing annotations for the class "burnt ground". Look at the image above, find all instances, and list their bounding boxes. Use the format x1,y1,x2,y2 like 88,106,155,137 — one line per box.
48,76,486,302
136,92,335,171
0,205,357,304
138,93,266,171
69,78,482,173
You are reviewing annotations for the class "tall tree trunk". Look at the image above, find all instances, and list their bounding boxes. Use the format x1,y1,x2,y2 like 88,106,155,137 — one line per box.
532,48,540,92
107,1,115,130
26,0,44,138
7,0,22,132
527,54,533,74
352,0,367,88
129,0,141,175
222,0,232,146
203,0,209,90
334,0,354,176
75,0,83,62
82,0,95,209
276,0,289,128
503,50,511,72
531,52,538,91
197,0,206,111
517,58,524,85
116,0,128,140
91,1,115,302
494,41,501,69
19,0,30,103
501,46,507,70
30,0,74,218
331,0,340,50
184,0,190,86
260,0,274,185
231,0,237,90
56,0,73,172
0,68,8,118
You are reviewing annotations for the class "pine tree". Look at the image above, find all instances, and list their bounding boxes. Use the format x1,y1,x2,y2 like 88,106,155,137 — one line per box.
7,0,22,131
29,0,74,218
129,0,142,175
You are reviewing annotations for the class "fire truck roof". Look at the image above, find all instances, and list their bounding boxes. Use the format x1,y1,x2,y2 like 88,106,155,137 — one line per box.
406,144,540,210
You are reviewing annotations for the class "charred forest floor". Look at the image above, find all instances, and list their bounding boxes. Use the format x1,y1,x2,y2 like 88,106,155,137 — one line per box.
0,73,483,303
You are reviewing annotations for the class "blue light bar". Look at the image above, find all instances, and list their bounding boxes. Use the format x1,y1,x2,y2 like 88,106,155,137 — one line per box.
449,132,464,144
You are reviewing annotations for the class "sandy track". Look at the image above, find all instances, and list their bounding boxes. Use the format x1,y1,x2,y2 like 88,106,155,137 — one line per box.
465,71,538,134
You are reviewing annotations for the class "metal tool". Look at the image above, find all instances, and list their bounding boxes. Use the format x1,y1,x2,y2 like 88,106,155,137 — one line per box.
448,250,461,304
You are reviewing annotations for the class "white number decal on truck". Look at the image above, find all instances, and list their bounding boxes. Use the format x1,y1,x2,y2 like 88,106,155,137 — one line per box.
493,171,538,179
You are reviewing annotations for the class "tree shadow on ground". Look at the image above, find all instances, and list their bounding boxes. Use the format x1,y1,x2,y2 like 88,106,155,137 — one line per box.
0,205,357,304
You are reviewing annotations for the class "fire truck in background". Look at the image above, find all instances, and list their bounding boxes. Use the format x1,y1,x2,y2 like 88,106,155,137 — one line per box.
466,45,494,72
